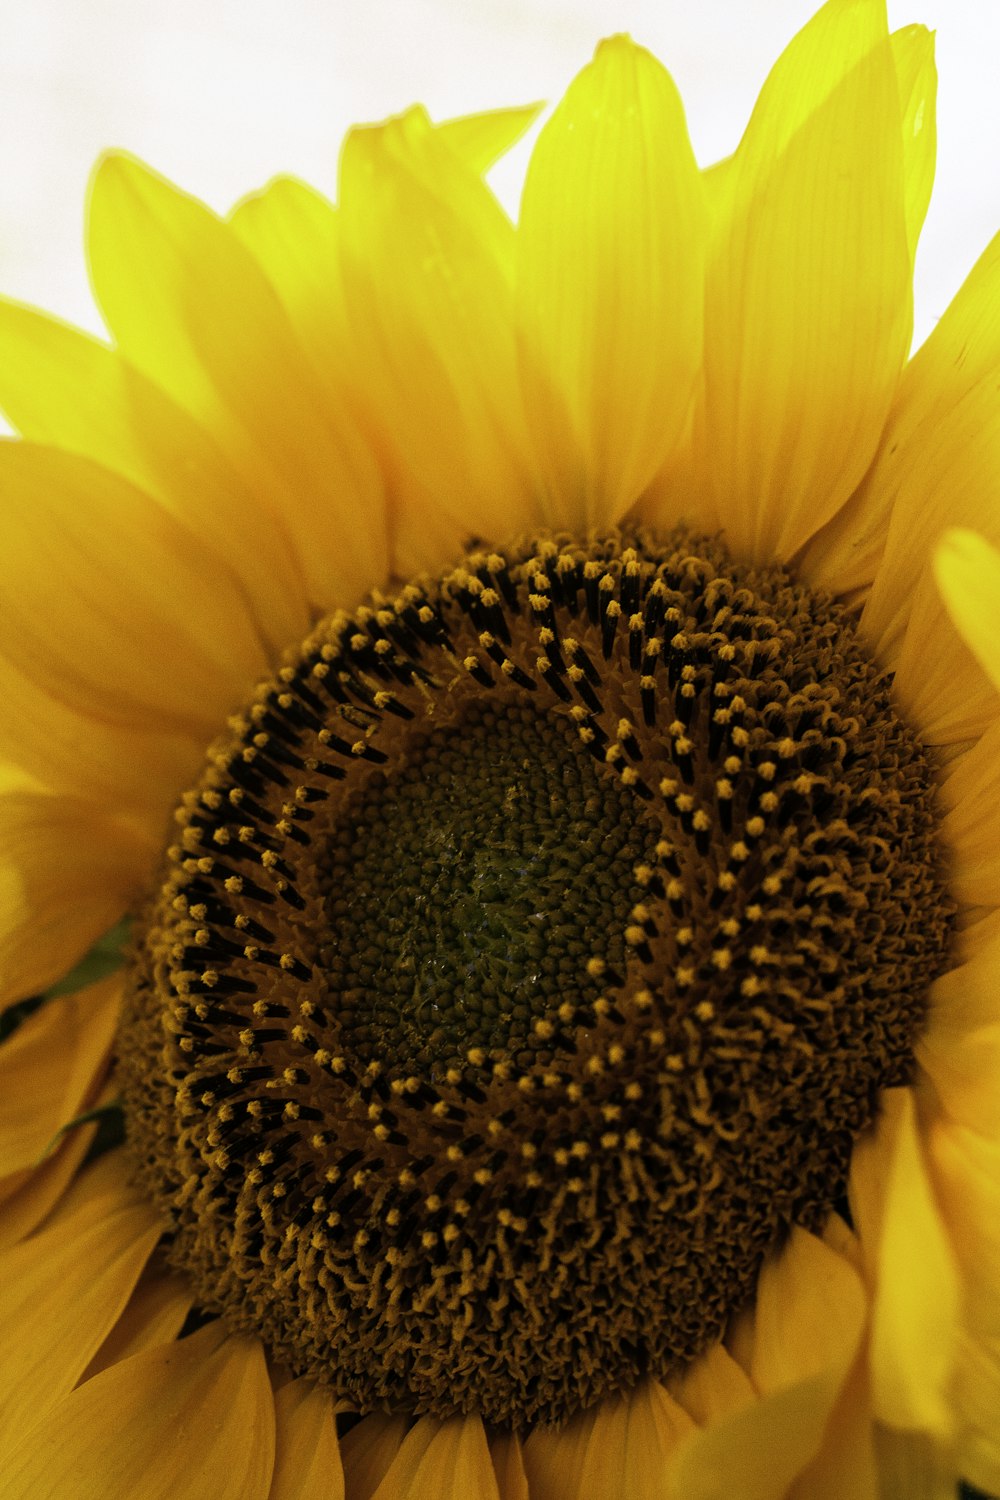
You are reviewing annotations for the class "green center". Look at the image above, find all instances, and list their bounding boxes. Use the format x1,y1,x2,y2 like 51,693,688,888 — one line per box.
321,702,656,1073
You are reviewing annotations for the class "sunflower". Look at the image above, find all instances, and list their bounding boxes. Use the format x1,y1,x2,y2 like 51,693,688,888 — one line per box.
1,0,999,1495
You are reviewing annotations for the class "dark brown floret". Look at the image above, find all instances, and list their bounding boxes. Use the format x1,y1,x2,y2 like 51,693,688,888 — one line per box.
117,529,952,1427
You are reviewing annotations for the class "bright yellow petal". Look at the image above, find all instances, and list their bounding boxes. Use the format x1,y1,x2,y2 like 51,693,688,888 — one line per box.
669,1226,866,1500
269,1379,345,1500
892,25,937,263
516,35,705,530
2,1321,274,1500
338,106,538,572
522,1380,693,1500
228,176,347,405
0,1151,162,1441
435,102,543,174
0,786,152,1008
860,230,1000,658
0,442,268,738
694,21,910,563
370,1415,499,1500
849,1089,959,1435
88,152,387,614
0,973,119,1180
0,298,309,658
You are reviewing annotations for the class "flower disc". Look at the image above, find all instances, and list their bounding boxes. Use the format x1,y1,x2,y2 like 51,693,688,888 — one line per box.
118,529,952,1426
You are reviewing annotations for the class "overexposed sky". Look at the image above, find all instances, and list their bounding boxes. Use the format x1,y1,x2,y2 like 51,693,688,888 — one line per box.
0,0,998,350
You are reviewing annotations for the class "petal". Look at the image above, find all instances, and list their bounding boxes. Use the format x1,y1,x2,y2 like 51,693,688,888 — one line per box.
488,1430,529,1500
0,442,268,738
88,152,387,614
794,20,937,599
933,529,1000,693
693,18,910,563
228,177,348,405
918,923,1000,1136
0,786,153,1008
892,25,937,263
925,1120,1000,1492
872,1428,960,1499
885,555,997,748
338,106,538,571
269,1379,344,1500
0,1109,97,1252
80,1256,193,1382
786,1365,880,1500
371,1415,499,1500
434,103,544,174
0,298,309,658
0,1151,162,1440
849,1088,959,1435
2,1322,275,1500
0,652,202,828
669,1226,866,1500
338,1413,410,1500
516,35,705,529
668,1342,756,1424
938,718,1000,912
522,1380,694,1500
0,973,120,1180
860,230,1000,658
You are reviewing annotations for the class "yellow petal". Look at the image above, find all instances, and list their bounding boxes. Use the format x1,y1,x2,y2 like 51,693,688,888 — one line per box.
0,298,309,658
228,177,347,401
370,1415,499,1500
0,973,119,1180
0,1151,162,1440
435,103,544,174
339,1413,409,1500
338,106,538,570
2,1321,275,1500
0,652,203,830
933,529,1000,693
919,921,1000,1136
938,717,1000,911
80,1256,193,1382
0,442,268,738
0,786,153,1008
670,1226,866,1500
786,1365,880,1500
860,229,1000,656
882,553,998,748
669,1341,756,1424
0,1108,96,1252
516,35,705,530
522,1380,693,1500
925,1120,1000,1492
488,1429,529,1500
892,25,937,263
695,23,910,563
269,1379,344,1500
88,152,387,614
873,1428,958,1500
849,1089,959,1435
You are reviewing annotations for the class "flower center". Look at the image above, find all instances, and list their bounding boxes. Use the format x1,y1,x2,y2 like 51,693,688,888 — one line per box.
118,529,952,1427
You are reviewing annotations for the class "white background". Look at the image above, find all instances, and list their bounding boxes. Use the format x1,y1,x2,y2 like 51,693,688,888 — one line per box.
0,0,997,350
